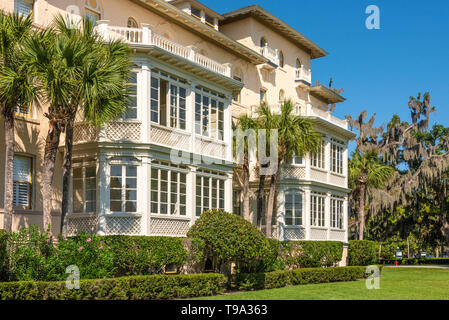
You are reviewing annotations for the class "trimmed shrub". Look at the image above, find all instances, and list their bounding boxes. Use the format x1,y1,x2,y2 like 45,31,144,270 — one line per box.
0,230,8,281
102,235,188,276
0,273,227,300
187,209,279,273
380,258,449,265
233,266,377,291
348,240,378,266
279,241,344,268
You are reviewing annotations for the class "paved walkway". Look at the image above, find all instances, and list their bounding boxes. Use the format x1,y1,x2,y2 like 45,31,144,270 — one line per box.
384,265,449,269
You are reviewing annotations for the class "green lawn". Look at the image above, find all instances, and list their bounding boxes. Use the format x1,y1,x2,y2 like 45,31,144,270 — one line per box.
192,268,449,300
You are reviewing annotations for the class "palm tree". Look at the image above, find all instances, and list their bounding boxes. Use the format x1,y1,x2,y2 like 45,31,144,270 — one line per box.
0,12,36,232
25,15,132,235
235,114,258,222
258,100,321,237
349,150,394,240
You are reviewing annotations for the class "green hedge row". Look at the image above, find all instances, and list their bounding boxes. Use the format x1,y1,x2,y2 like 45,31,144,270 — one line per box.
279,241,343,269
348,240,378,266
233,266,378,291
0,273,226,300
380,258,449,265
0,230,8,281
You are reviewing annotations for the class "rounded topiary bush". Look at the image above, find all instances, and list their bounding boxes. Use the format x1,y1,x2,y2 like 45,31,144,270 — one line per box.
187,209,279,273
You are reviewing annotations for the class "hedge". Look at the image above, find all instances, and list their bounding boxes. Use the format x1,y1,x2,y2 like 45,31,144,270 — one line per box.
279,241,343,268
0,273,226,300
233,266,380,291
380,258,449,265
348,240,378,266
0,230,8,281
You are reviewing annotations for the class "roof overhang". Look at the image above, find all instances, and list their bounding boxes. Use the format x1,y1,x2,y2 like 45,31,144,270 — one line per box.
221,5,328,59
309,85,346,104
167,0,224,20
309,116,356,140
131,44,243,95
131,0,268,64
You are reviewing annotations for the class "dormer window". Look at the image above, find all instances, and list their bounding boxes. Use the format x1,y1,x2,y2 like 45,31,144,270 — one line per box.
191,7,201,20
205,14,215,28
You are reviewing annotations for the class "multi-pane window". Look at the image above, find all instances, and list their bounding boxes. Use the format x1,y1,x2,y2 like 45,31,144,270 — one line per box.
110,165,137,213
195,88,225,140
331,197,344,229
191,7,201,20
73,165,96,214
291,153,303,165
85,9,100,26
14,102,31,117
196,170,225,216
150,162,187,216
285,191,303,226
311,142,325,169
125,72,138,119
330,139,344,174
260,89,267,104
13,156,32,209
14,0,33,17
311,193,325,227
205,14,215,28
150,71,187,130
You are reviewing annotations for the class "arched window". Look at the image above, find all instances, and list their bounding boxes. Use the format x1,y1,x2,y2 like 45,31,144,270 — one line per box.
200,49,208,57
279,89,285,102
279,51,285,68
296,58,302,70
84,0,102,26
260,37,267,48
127,17,138,28
285,190,303,226
163,32,171,40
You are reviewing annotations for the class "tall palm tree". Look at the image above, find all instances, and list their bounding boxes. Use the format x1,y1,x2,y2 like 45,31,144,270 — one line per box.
258,100,321,238
0,12,36,232
349,150,394,240
25,15,132,235
235,114,258,222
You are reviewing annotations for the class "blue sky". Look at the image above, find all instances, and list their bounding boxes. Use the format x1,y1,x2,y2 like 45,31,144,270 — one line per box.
211,0,449,137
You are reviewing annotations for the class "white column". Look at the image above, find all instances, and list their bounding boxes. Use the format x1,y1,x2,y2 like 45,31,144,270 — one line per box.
224,96,233,162
140,65,150,143
325,137,331,184
326,192,331,240
224,172,233,213
141,157,151,236
141,23,152,45
188,82,197,155
98,153,108,235
188,166,197,226
304,188,311,240
344,196,349,243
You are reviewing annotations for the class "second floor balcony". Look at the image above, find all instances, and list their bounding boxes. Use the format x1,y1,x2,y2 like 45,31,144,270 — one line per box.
295,67,312,85
95,21,231,78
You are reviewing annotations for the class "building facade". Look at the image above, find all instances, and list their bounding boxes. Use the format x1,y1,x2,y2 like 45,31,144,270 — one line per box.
0,0,355,242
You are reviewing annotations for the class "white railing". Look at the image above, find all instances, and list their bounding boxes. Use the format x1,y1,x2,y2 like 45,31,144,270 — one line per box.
260,45,279,66
295,67,312,84
96,21,231,78
306,105,348,130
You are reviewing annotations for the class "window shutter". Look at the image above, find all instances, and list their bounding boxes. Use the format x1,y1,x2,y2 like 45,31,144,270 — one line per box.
13,157,31,207
14,0,32,17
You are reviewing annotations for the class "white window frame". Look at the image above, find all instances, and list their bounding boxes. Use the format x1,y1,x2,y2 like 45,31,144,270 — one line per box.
109,164,138,214
195,170,226,216
14,0,33,17
124,70,138,120
311,142,325,170
285,190,303,226
72,160,97,214
194,87,225,141
330,138,344,175
13,155,33,209
331,196,344,229
311,192,326,227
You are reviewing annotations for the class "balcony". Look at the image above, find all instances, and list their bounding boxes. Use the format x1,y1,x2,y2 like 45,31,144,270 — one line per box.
259,45,279,71
295,67,312,86
95,21,231,78
306,106,348,130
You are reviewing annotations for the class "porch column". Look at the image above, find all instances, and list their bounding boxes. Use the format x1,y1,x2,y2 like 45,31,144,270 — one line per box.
304,188,311,240
326,192,331,240
140,64,150,143
224,172,233,213
98,153,108,235
188,166,197,226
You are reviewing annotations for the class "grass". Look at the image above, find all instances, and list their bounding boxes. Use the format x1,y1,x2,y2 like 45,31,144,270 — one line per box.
192,268,449,300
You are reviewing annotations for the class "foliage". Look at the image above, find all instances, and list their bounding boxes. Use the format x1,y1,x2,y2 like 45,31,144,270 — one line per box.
348,240,378,266
0,230,8,281
233,266,375,291
0,273,227,300
6,226,54,281
187,209,278,273
279,241,343,268
380,258,449,265
102,235,188,276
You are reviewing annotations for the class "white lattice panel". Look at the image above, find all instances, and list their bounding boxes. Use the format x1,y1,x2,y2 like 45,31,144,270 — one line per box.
310,169,327,183
149,217,190,236
330,174,346,187
281,167,306,179
310,227,328,240
105,216,141,235
150,126,190,149
73,123,99,143
195,138,226,158
106,122,141,141
283,227,306,240
330,230,346,241
67,216,98,236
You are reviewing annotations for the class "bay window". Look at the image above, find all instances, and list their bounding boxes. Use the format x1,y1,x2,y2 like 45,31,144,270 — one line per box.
285,190,303,226
110,165,137,213
331,197,344,229
196,170,225,216
330,138,344,174
311,142,325,169
125,72,138,119
73,164,97,214
311,192,325,227
195,87,225,140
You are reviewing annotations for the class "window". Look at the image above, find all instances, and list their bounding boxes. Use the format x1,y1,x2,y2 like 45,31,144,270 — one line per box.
126,72,137,119
84,0,102,26
110,165,137,213
296,59,302,70
151,71,187,130
260,37,267,48
14,0,33,17
196,170,225,216
285,191,303,226
330,138,344,174
291,155,303,165
13,156,32,209
279,89,285,103
14,102,31,117
150,163,187,216
260,89,267,104
195,88,225,140
311,142,325,169
311,193,325,227
232,68,243,103
205,15,215,28
279,51,285,68
73,165,96,214
85,9,100,26
127,17,138,28
191,7,201,20
331,197,344,229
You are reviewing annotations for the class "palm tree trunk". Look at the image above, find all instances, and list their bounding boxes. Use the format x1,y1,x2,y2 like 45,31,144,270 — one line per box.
242,152,250,222
61,120,74,234
3,110,15,232
256,166,266,229
42,120,61,238
266,163,280,238
358,183,366,240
